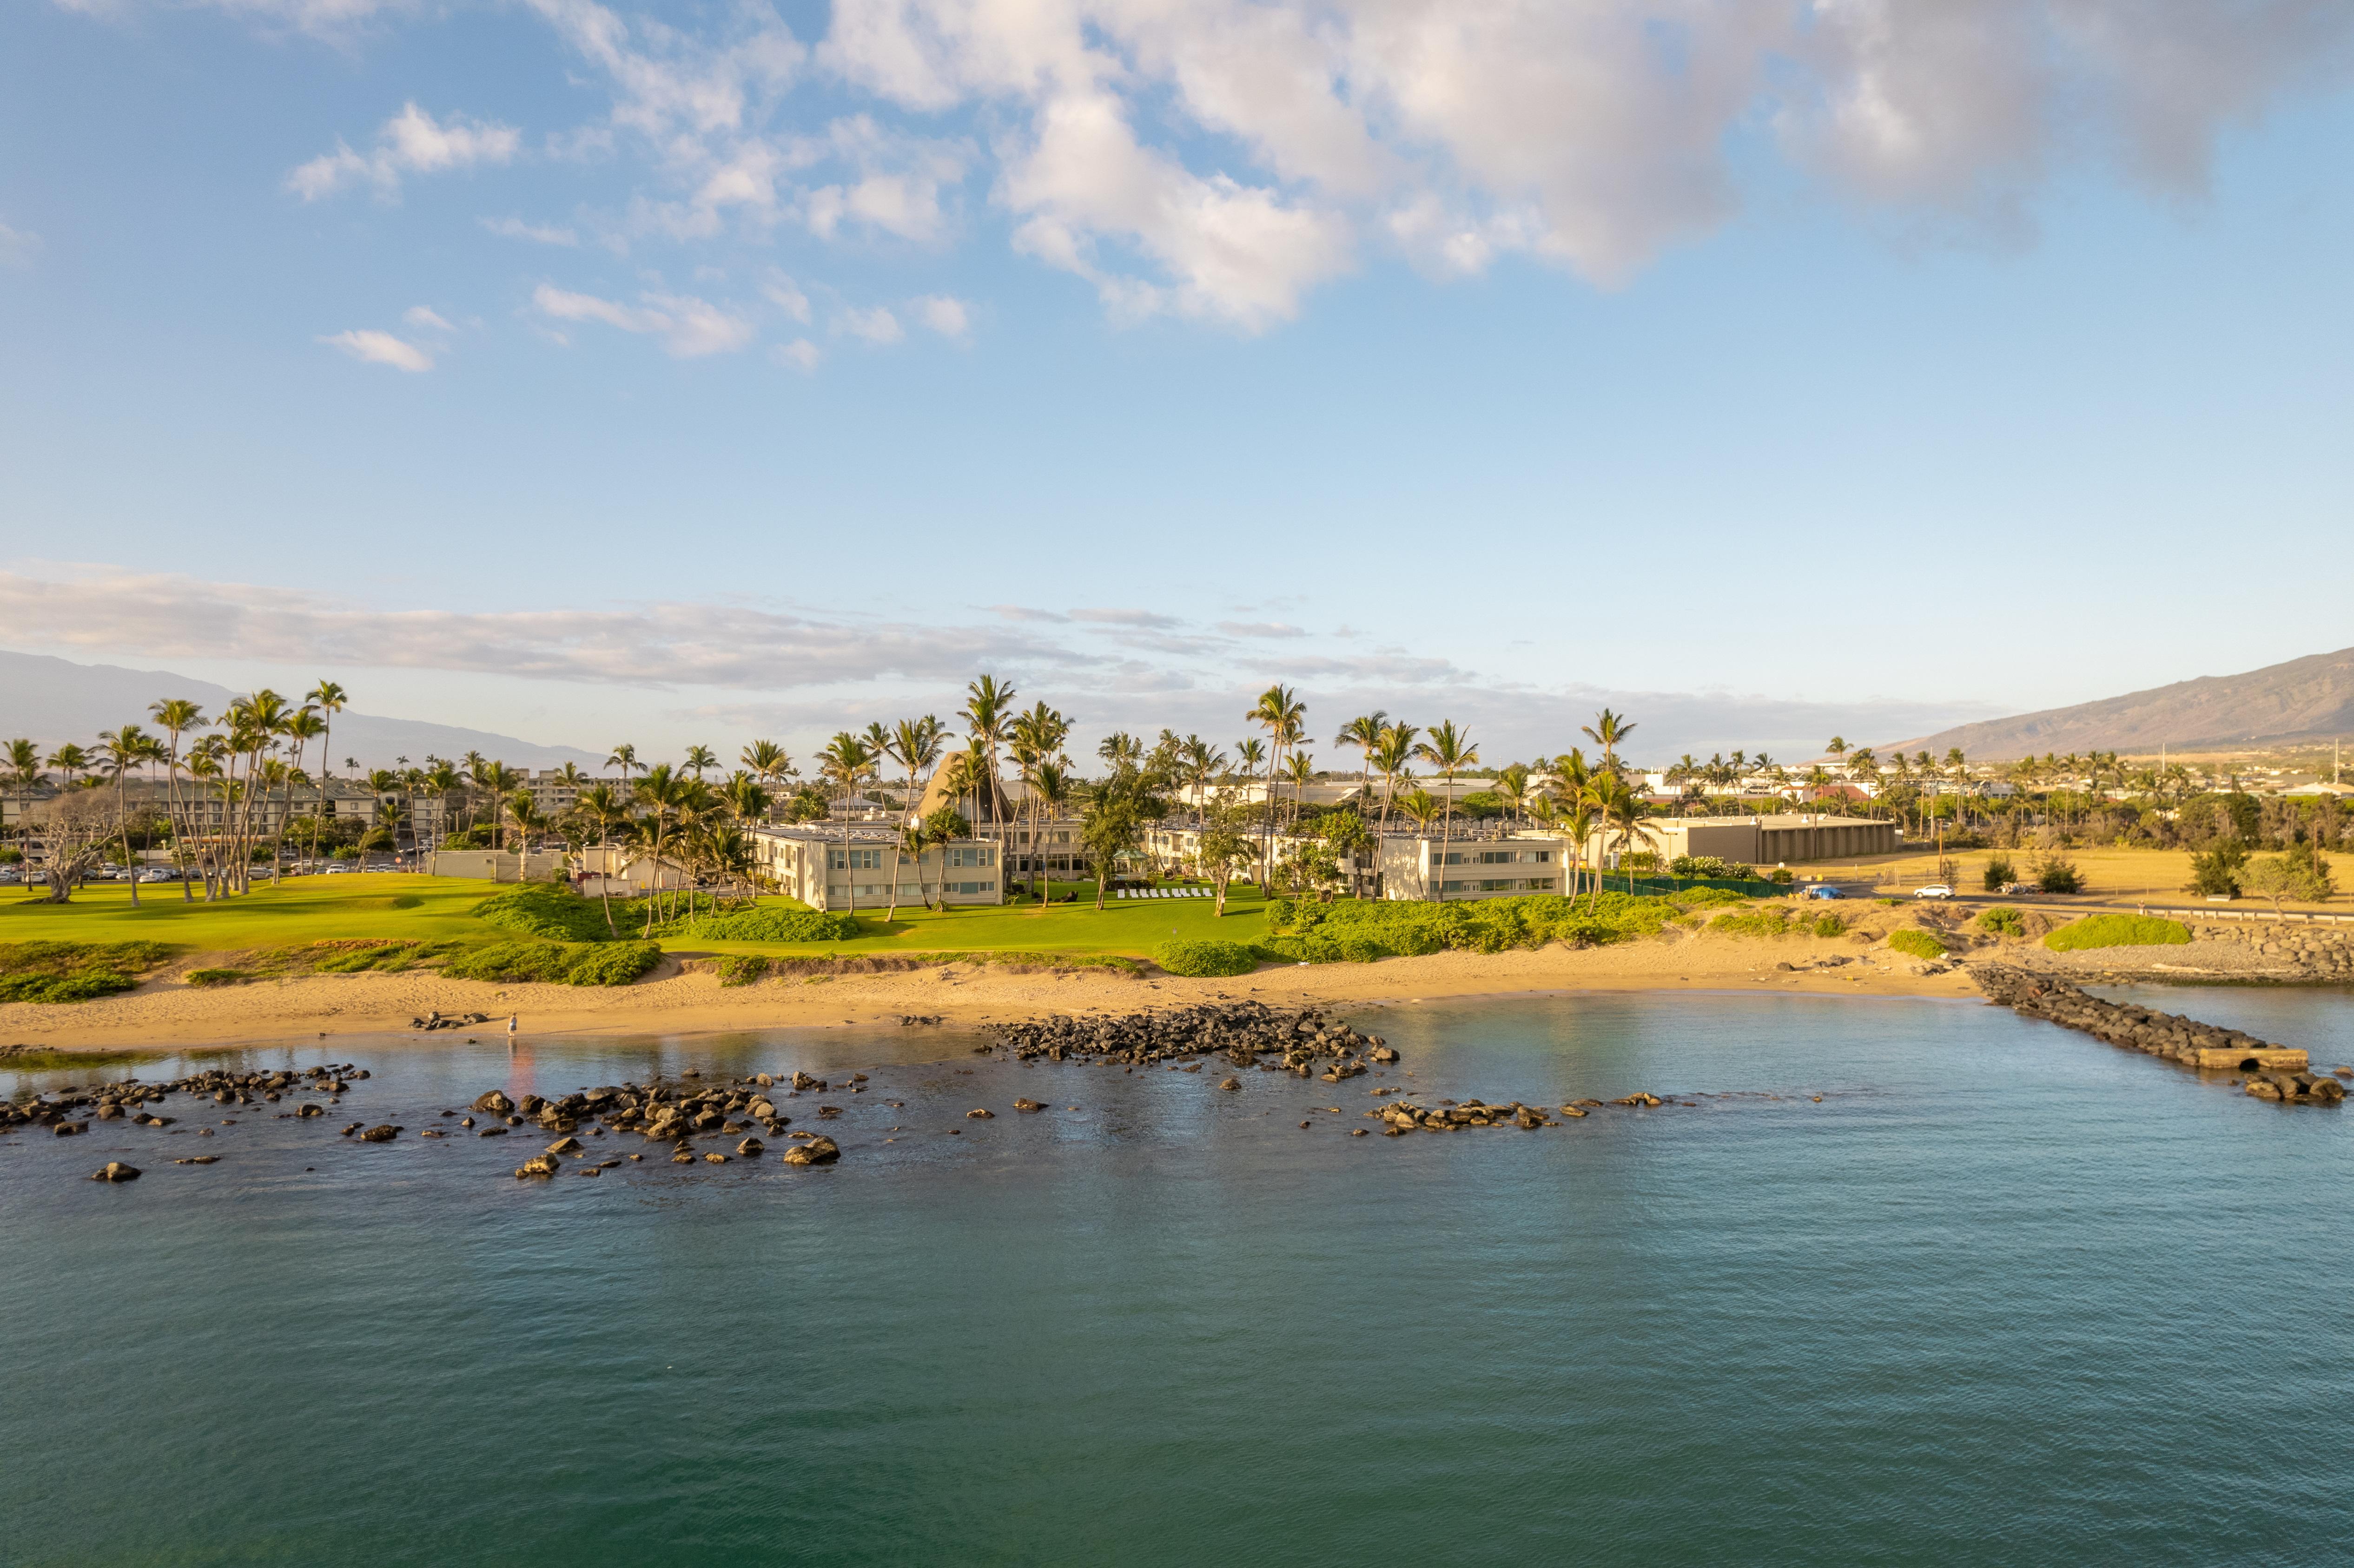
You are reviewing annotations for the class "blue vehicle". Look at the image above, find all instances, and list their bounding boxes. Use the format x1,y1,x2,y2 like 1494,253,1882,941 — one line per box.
1803,883,1845,900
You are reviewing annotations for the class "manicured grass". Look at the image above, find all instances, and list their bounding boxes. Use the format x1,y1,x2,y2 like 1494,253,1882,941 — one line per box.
688,883,1278,959
0,875,522,949
0,874,1277,961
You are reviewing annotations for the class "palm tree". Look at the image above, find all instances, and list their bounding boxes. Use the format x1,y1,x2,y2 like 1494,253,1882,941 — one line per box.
1248,684,1304,874
1010,702,1069,900
606,743,639,802
882,716,944,919
1336,712,1387,813
95,725,160,904
145,701,206,900
1411,720,1478,902
277,708,327,879
1026,760,1071,907
47,742,91,789
1284,749,1316,839
1582,708,1637,777
1595,773,1660,899
1179,736,1223,830
475,761,522,851
962,674,1016,833
817,732,875,914
632,763,687,934
740,739,793,807
1494,763,1530,829
305,680,347,861
1371,723,1416,844
505,789,543,857
682,744,717,784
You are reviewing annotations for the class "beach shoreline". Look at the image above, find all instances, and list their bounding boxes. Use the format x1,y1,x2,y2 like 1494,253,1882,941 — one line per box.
3,935,1994,1054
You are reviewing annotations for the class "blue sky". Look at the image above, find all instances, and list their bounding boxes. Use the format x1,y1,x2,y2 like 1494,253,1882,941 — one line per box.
3,0,2351,767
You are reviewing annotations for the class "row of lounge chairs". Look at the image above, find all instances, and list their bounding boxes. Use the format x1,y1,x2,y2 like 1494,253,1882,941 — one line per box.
1116,886,1214,899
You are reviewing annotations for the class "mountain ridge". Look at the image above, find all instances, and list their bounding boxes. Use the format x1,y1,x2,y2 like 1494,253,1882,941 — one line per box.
0,650,604,771
1882,646,2354,760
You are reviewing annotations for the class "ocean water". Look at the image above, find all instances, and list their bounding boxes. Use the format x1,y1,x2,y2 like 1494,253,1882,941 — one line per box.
4,987,2353,1566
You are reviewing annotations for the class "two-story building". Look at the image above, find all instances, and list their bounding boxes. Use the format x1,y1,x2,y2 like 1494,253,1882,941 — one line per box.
749,823,1005,910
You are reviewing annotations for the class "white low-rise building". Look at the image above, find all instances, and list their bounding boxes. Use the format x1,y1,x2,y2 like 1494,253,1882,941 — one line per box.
750,823,1005,911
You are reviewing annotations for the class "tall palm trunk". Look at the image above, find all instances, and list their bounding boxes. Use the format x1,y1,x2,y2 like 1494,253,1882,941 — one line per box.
1434,770,1454,903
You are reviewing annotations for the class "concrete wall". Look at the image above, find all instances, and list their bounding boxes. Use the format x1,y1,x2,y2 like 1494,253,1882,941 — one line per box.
427,850,568,882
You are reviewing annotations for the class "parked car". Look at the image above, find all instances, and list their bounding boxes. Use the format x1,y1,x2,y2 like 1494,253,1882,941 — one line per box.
323,863,358,874
1803,884,1845,901
1912,884,1953,900
137,868,176,883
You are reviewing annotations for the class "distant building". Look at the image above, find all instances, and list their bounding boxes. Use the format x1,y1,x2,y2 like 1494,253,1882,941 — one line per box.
1590,814,1897,867
750,823,1004,910
1377,834,1565,902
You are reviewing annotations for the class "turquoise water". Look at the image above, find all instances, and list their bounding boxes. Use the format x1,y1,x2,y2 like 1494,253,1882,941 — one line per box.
5,988,2353,1565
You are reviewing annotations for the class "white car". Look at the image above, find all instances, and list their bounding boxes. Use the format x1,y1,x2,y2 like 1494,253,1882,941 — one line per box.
1912,884,1954,900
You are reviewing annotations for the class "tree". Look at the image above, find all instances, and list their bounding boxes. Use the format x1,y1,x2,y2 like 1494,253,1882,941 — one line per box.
1196,802,1255,917
506,789,544,856
2246,846,2333,913
1596,774,1661,897
1582,709,1636,776
1248,684,1304,882
145,701,205,901
1010,702,1069,903
740,739,794,803
2187,840,2248,898
1083,759,1165,909
683,744,717,783
882,716,943,919
48,742,91,789
1026,760,1071,906
26,789,125,902
631,764,690,933
915,806,971,911
1371,723,1416,844
1179,735,1223,830
1336,711,1386,817
962,673,1017,832
1396,787,1441,896
94,725,161,904
817,733,875,914
1411,720,1478,902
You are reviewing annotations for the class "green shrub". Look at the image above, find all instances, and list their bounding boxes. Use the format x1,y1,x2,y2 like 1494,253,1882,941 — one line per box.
1673,887,1749,909
2033,856,2083,895
305,941,427,974
1153,938,1263,976
1982,855,2015,892
1670,855,1751,879
0,941,175,1004
1888,929,1948,960
562,942,662,986
715,954,771,987
1770,867,1794,884
1812,914,1848,938
685,905,862,943
1709,909,1792,938
185,968,250,988
1267,891,1683,959
1977,907,2027,936
2187,841,2250,898
2044,915,2191,952
475,883,613,942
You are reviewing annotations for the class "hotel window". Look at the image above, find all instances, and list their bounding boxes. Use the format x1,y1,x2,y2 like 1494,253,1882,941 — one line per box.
830,848,885,870
946,847,992,868
948,880,995,895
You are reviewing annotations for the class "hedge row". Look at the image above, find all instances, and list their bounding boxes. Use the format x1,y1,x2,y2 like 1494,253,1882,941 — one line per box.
474,883,615,943
440,940,662,986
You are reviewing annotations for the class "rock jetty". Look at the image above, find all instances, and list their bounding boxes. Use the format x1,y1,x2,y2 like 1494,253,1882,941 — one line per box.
988,1001,1396,1076
1975,965,2344,1103
456,1072,855,1178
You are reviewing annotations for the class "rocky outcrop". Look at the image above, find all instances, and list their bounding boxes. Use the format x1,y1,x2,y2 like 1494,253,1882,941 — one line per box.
90,1161,139,1181
781,1135,840,1166
1,1061,365,1136
1974,965,2341,1102
989,1002,1389,1074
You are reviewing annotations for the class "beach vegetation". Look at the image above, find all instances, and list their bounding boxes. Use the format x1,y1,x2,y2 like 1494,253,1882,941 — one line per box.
0,939,176,1002
474,883,614,943
1976,906,2027,936
1982,854,2015,890
714,954,770,986
1887,929,1949,960
184,967,250,987
1152,938,1262,976
2044,915,2191,952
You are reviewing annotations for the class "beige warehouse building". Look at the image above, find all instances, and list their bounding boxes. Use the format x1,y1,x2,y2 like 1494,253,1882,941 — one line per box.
1593,814,1898,867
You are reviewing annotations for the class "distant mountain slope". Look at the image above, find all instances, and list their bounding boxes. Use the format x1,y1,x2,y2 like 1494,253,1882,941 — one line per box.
0,651,603,771
1883,647,2354,760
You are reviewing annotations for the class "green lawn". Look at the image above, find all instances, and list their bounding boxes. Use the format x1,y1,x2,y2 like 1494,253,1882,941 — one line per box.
0,875,518,950
1,874,1276,960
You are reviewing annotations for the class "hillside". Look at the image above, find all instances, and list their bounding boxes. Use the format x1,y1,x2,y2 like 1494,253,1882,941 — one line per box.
0,650,603,770
1884,646,2354,760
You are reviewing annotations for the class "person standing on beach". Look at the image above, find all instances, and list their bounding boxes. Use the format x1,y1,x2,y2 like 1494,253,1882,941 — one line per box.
507,1014,518,1039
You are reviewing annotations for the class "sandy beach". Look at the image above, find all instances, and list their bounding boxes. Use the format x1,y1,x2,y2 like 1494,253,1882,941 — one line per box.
0,930,1999,1054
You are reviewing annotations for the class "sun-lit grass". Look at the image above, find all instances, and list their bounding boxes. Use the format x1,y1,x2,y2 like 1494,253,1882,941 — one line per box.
0,874,514,950
0,873,1279,960
685,881,1277,958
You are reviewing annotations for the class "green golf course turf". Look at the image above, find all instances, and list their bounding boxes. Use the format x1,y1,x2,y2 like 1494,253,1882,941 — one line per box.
1,874,1275,959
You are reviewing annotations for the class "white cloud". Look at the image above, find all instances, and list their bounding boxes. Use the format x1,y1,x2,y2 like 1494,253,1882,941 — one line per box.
837,304,902,343
0,221,40,267
318,329,435,371
402,305,454,332
761,273,812,321
288,102,521,200
914,294,968,337
532,283,755,356
772,338,821,371
481,215,580,245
